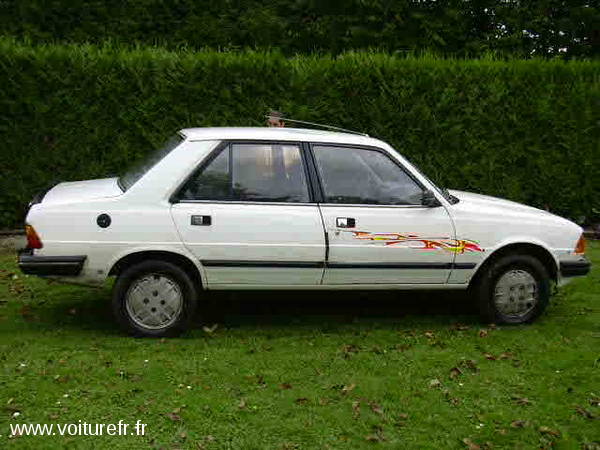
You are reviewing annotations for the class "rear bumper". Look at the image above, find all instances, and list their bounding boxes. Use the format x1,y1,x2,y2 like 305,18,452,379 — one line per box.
560,259,591,278
18,250,86,276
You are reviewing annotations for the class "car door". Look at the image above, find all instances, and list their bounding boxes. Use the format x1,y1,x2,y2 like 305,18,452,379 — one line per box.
171,141,325,286
311,144,455,285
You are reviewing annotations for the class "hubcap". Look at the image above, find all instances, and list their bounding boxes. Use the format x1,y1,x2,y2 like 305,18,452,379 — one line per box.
494,269,538,318
125,273,183,330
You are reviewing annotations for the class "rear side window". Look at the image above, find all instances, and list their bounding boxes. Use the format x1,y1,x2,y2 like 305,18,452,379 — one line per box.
313,145,423,205
179,143,310,203
119,134,184,191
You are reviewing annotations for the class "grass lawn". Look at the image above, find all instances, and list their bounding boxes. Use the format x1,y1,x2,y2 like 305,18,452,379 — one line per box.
0,242,598,449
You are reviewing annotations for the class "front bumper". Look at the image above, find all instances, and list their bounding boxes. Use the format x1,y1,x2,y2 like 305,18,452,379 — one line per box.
18,249,86,276
560,258,591,278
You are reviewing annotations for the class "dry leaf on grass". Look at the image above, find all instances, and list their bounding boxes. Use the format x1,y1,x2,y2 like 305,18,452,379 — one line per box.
429,379,442,389
462,438,481,449
575,405,596,420
450,367,463,379
538,426,560,437
341,383,356,395
510,420,529,428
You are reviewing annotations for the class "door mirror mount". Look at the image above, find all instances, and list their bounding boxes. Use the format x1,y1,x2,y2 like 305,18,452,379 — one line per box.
422,190,441,207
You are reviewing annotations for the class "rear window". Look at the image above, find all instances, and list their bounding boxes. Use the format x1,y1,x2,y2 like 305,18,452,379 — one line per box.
118,134,184,191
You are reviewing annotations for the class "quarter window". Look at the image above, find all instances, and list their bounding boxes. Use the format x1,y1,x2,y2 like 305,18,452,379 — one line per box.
313,146,423,205
180,143,310,203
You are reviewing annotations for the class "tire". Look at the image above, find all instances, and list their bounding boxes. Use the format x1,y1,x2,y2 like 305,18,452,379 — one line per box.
474,254,550,325
112,260,198,337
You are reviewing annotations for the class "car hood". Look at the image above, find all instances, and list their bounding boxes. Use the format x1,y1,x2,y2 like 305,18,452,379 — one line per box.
42,177,123,205
448,189,575,225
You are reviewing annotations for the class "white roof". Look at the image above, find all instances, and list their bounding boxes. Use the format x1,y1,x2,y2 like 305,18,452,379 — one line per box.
179,127,388,148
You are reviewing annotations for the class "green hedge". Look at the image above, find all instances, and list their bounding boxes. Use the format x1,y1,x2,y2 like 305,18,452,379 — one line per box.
0,40,599,227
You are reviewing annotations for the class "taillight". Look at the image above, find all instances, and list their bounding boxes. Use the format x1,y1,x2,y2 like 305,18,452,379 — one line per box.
25,225,43,249
574,235,586,255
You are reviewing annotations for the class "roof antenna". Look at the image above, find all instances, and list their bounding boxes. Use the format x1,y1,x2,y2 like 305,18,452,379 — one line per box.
264,112,369,137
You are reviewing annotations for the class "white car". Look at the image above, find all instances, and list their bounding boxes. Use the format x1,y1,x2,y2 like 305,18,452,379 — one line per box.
19,127,591,336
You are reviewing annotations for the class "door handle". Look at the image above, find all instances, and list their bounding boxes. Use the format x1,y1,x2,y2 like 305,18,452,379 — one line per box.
336,217,356,228
191,215,211,226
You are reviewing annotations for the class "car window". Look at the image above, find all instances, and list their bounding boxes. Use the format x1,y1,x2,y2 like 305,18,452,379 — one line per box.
313,145,423,205
179,143,310,203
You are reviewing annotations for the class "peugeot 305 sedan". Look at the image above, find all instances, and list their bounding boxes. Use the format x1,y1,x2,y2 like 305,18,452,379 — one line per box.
19,127,591,336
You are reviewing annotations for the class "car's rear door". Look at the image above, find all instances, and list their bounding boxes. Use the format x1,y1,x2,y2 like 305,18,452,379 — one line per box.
310,144,456,285
171,141,325,287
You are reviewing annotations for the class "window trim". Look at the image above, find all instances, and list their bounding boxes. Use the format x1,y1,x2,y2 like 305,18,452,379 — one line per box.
170,140,317,204
307,142,428,207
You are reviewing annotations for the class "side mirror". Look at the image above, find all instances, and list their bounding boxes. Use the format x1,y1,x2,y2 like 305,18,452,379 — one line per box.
422,190,441,207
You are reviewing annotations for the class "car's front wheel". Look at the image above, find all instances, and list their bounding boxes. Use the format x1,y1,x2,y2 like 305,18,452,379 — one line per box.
475,254,551,324
112,260,198,337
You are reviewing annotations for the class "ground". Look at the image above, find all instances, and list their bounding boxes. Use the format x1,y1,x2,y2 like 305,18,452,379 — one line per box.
0,242,598,449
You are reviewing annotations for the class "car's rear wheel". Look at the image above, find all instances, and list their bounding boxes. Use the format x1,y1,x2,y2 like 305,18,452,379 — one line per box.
112,260,198,337
475,254,550,324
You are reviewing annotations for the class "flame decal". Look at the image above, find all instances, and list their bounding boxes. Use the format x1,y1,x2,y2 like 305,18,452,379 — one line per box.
348,231,484,254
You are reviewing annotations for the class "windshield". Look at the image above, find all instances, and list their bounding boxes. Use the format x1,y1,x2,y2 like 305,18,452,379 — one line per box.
118,134,184,191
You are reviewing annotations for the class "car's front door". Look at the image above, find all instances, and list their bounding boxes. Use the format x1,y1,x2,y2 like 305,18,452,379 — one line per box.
311,144,455,285
171,141,325,287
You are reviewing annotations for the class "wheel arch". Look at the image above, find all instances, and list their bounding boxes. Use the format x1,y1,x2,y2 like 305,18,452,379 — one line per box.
108,250,204,290
469,242,558,288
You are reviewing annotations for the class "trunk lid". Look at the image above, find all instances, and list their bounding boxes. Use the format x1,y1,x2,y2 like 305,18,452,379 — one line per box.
41,178,123,205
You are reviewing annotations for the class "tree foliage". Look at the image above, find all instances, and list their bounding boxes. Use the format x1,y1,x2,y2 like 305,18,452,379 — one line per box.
0,0,598,57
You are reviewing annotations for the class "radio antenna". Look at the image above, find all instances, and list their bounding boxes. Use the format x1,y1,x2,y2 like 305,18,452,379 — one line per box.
264,115,369,137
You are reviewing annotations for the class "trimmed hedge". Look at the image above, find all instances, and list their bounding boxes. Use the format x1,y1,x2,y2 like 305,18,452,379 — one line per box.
0,40,599,227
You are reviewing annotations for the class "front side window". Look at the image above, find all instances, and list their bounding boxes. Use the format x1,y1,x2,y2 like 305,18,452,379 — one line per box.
313,145,423,205
179,143,310,203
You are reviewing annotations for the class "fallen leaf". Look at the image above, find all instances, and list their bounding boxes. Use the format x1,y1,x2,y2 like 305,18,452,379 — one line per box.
352,400,360,418
484,353,497,361
365,426,386,442
398,413,409,420
499,352,514,360
280,383,292,390
424,331,435,339
342,383,356,395
450,367,463,379
429,379,442,389
238,398,246,410
478,329,488,338
462,438,481,449
581,443,600,450
510,420,528,428
538,426,560,437
459,359,479,372
341,344,359,358
369,402,384,416
295,398,308,405
166,412,181,421
575,406,596,420
202,324,218,334
512,396,532,406
452,323,470,331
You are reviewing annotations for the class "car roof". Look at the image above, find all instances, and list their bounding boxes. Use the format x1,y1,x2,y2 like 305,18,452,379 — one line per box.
179,127,388,148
